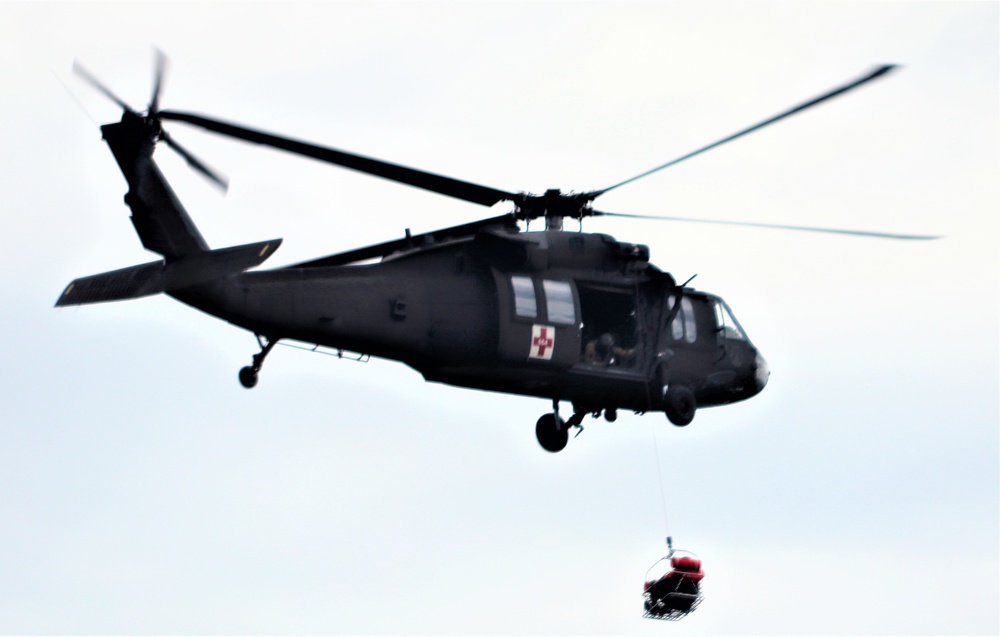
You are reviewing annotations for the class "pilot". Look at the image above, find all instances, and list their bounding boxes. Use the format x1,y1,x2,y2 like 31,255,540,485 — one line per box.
585,333,635,367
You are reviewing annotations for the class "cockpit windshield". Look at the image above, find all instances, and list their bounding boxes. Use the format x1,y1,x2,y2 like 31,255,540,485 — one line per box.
714,300,748,341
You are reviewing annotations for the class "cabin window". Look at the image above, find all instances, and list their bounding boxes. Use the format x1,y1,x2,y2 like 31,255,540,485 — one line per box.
543,280,576,325
511,276,537,318
668,296,683,340
681,297,697,343
668,296,698,343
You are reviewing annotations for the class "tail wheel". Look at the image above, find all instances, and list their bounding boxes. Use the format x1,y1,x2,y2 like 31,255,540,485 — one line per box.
664,386,696,427
238,366,258,388
535,413,568,453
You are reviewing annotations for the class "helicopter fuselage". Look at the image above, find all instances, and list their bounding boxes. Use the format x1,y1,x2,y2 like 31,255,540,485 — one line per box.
171,226,768,416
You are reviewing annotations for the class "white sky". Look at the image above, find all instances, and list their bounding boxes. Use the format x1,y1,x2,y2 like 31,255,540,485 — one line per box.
1,1,997,634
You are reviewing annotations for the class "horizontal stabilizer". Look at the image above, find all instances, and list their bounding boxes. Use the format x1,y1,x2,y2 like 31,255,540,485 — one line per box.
56,260,166,306
56,238,282,307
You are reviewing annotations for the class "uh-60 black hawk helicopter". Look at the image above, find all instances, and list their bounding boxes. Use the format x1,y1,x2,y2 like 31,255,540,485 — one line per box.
58,57,937,452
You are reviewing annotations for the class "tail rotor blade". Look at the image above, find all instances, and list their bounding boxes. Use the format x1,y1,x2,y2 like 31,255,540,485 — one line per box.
74,53,229,193
161,132,229,191
72,60,135,113
148,48,168,114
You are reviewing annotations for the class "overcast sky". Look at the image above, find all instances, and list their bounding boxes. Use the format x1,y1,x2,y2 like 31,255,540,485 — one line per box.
1,1,997,634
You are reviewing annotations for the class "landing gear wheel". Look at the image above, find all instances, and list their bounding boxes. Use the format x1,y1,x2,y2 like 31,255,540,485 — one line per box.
238,366,258,388
238,334,278,389
664,386,696,427
536,413,568,453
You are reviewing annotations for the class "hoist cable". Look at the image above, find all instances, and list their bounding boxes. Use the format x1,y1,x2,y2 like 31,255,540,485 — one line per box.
650,422,672,539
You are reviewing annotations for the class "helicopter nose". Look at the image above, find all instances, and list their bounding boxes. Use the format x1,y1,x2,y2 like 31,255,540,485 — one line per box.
754,352,770,393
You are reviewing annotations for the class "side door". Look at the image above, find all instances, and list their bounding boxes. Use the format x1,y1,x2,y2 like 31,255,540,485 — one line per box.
493,271,580,367
576,282,645,372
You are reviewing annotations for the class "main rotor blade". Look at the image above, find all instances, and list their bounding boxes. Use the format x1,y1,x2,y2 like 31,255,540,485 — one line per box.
593,210,941,240
159,110,518,207
595,65,898,196
72,60,135,113
160,131,229,191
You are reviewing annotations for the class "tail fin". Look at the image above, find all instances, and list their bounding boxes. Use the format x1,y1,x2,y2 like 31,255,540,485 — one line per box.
56,239,281,307
101,115,211,260
61,109,285,307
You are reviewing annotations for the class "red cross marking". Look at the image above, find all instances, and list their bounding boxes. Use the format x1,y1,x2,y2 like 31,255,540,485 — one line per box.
533,327,554,357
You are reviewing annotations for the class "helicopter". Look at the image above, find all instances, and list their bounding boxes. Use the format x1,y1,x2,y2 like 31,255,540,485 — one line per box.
57,56,937,452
